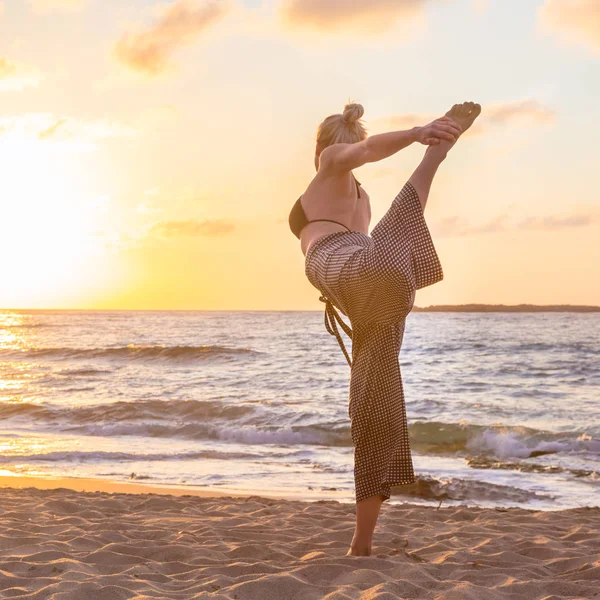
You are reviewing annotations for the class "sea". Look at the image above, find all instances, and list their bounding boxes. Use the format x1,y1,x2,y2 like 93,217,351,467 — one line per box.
0,310,598,510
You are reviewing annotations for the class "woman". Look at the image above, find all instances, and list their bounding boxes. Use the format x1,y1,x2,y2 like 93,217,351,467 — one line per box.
289,100,481,556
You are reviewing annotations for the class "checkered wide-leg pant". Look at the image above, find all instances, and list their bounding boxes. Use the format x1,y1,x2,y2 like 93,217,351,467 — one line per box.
305,180,444,503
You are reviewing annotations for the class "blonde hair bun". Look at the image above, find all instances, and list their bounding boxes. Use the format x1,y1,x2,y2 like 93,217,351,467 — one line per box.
316,101,368,148
342,103,364,124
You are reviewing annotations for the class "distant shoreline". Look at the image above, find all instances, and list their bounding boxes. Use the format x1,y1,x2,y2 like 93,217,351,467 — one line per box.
412,304,600,313
1,305,599,313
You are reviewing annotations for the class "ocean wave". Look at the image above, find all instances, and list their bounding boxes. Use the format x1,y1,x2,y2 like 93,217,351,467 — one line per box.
406,340,600,357
466,456,598,480
56,368,114,376
0,401,349,445
2,400,598,462
409,421,600,458
0,398,258,424
513,341,600,355
0,449,262,464
465,427,600,459
392,475,554,504
63,421,349,446
0,344,258,362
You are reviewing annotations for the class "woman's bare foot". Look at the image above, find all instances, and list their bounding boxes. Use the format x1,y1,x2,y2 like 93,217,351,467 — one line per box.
346,531,373,556
346,544,371,556
446,101,481,135
427,101,481,161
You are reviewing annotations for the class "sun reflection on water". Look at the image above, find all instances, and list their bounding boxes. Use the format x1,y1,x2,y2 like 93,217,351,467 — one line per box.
0,311,43,405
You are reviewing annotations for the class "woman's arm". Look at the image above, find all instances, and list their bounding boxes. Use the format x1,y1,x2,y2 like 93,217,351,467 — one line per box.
321,116,461,174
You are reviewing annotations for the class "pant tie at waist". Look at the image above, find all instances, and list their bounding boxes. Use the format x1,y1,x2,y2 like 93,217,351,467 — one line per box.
319,295,353,367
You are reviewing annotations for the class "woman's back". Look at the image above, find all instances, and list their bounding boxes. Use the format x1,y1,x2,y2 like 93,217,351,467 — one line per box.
299,157,371,256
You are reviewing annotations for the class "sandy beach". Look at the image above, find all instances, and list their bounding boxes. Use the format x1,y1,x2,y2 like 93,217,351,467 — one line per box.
0,476,598,599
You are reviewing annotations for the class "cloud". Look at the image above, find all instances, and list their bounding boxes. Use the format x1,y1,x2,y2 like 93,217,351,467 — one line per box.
433,215,509,238
485,99,556,125
39,116,135,141
29,0,86,13
114,0,230,76
278,0,429,35
538,0,600,53
376,98,556,136
0,113,135,151
137,202,163,215
472,0,490,13
0,57,42,91
433,212,595,238
38,118,69,140
149,219,236,238
517,214,595,230
0,59,18,79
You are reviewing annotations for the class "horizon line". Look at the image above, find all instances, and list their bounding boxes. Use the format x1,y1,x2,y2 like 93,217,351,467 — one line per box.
1,303,600,313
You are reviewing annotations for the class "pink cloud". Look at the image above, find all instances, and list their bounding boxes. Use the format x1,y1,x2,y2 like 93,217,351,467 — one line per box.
539,0,600,53
485,99,556,125
114,0,230,76
279,0,428,34
433,215,509,238
432,212,595,238
517,214,595,230
29,0,86,13
378,99,555,136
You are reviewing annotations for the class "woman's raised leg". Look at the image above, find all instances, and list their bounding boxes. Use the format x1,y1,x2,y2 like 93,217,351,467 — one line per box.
409,101,481,210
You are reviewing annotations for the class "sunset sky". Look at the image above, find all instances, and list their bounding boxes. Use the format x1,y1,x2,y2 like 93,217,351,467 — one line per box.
0,0,598,309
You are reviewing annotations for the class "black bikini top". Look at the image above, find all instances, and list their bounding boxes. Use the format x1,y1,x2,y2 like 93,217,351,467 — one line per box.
288,174,361,239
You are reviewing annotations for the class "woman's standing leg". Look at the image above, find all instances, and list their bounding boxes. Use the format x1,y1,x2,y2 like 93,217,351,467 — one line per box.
347,102,482,557
346,150,446,557
348,494,385,556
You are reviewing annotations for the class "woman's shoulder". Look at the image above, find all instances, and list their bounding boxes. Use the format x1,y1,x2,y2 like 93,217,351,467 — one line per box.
320,141,370,174
318,143,351,169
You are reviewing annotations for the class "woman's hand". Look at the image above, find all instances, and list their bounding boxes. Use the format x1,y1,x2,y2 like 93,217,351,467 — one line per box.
416,116,462,145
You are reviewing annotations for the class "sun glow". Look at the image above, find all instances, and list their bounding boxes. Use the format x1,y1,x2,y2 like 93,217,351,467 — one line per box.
0,132,110,307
